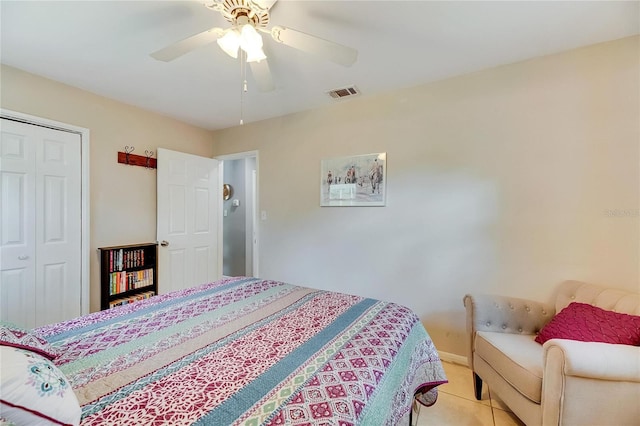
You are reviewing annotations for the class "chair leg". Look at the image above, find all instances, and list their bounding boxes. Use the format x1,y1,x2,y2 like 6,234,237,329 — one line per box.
473,372,483,400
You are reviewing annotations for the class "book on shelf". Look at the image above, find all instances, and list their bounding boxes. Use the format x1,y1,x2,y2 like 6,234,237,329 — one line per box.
109,268,154,296
107,248,148,272
108,290,155,309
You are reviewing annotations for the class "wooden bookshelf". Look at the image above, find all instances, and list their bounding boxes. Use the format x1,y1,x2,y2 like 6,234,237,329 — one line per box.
99,243,158,310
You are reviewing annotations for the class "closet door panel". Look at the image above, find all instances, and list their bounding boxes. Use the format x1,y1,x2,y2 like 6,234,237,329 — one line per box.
0,119,81,328
35,125,82,325
0,268,35,327
0,123,37,327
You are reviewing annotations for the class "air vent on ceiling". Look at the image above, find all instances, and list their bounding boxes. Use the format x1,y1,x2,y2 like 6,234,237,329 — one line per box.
327,85,360,99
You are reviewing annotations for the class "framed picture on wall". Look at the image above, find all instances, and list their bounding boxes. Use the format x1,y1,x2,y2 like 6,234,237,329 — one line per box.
320,152,386,207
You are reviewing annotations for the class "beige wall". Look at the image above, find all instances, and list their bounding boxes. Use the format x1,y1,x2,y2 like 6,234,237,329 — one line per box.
0,65,215,312
1,36,637,356
213,36,640,356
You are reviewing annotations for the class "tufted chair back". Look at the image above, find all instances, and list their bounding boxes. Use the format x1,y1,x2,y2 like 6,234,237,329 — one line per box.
463,294,554,373
554,280,640,315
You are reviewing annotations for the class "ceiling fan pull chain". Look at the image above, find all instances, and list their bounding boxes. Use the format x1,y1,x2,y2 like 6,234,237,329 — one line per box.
240,50,246,125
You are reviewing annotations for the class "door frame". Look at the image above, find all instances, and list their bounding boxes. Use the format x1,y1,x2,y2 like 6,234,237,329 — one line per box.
1,108,91,316
215,150,259,278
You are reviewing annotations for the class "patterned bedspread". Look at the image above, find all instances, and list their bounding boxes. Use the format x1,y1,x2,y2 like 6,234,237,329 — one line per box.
36,277,447,425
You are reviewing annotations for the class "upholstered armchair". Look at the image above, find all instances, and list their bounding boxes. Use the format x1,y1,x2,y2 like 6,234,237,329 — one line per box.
463,280,640,426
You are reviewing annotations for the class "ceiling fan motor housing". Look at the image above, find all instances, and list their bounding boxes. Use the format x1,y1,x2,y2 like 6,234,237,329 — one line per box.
205,0,270,29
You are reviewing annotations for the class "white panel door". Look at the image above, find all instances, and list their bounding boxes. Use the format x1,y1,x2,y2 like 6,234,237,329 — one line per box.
0,119,82,328
1,124,36,327
157,148,221,294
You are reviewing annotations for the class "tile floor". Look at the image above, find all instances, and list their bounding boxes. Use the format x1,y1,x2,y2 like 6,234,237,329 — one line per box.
415,361,525,426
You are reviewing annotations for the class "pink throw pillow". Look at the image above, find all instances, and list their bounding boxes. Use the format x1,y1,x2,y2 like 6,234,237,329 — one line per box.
535,302,640,345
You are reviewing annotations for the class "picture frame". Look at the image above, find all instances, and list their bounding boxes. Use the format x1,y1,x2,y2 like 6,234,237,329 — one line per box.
320,152,386,207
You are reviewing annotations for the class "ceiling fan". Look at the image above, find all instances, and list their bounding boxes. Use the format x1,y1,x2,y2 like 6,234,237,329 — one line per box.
150,0,358,92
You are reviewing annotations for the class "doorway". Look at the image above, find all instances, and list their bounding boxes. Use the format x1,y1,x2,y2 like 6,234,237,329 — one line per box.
217,151,258,278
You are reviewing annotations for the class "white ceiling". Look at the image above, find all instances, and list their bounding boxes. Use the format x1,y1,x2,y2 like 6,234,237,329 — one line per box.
1,1,638,130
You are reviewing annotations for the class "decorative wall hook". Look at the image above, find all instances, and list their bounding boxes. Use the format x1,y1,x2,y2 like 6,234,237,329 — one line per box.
124,146,135,164
117,147,157,169
145,150,155,169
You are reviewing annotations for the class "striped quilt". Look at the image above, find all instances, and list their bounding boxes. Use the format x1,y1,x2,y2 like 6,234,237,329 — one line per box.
36,277,447,425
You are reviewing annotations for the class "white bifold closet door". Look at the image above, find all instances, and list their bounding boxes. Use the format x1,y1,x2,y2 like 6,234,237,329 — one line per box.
1,119,82,329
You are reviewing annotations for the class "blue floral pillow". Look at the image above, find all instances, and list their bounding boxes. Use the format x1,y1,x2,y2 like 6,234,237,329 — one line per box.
0,346,80,426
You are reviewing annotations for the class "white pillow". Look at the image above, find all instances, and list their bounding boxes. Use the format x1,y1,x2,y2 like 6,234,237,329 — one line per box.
0,346,81,426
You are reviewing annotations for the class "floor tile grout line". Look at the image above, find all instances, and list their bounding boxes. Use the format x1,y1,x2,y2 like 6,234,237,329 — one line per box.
426,391,496,425
438,388,492,405
439,391,487,405
488,387,497,426
438,387,519,418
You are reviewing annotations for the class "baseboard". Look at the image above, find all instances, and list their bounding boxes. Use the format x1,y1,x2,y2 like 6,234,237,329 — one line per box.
438,351,469,367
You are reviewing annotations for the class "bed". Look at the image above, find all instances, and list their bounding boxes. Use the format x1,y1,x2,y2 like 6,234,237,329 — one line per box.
1,277,447,425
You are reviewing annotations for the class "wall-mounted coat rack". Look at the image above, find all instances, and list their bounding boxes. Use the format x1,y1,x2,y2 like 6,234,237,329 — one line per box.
117,146,157,169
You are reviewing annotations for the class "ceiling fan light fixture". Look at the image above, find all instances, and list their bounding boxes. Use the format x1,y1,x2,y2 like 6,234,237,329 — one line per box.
217,24,265,62
217,29,241,58
246,48,266,63
240,23,261,47
239,24,266,62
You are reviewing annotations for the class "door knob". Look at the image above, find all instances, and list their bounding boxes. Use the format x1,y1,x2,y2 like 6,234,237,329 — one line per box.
160,240,169,247
18,255,29,260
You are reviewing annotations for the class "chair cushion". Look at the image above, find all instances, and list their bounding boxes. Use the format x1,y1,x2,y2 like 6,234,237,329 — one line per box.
475,331,543,403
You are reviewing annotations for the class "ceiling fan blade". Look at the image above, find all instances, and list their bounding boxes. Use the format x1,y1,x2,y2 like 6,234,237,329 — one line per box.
252,0,278,11
151,27,224,62
249,59,275,92
269,26,357,67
